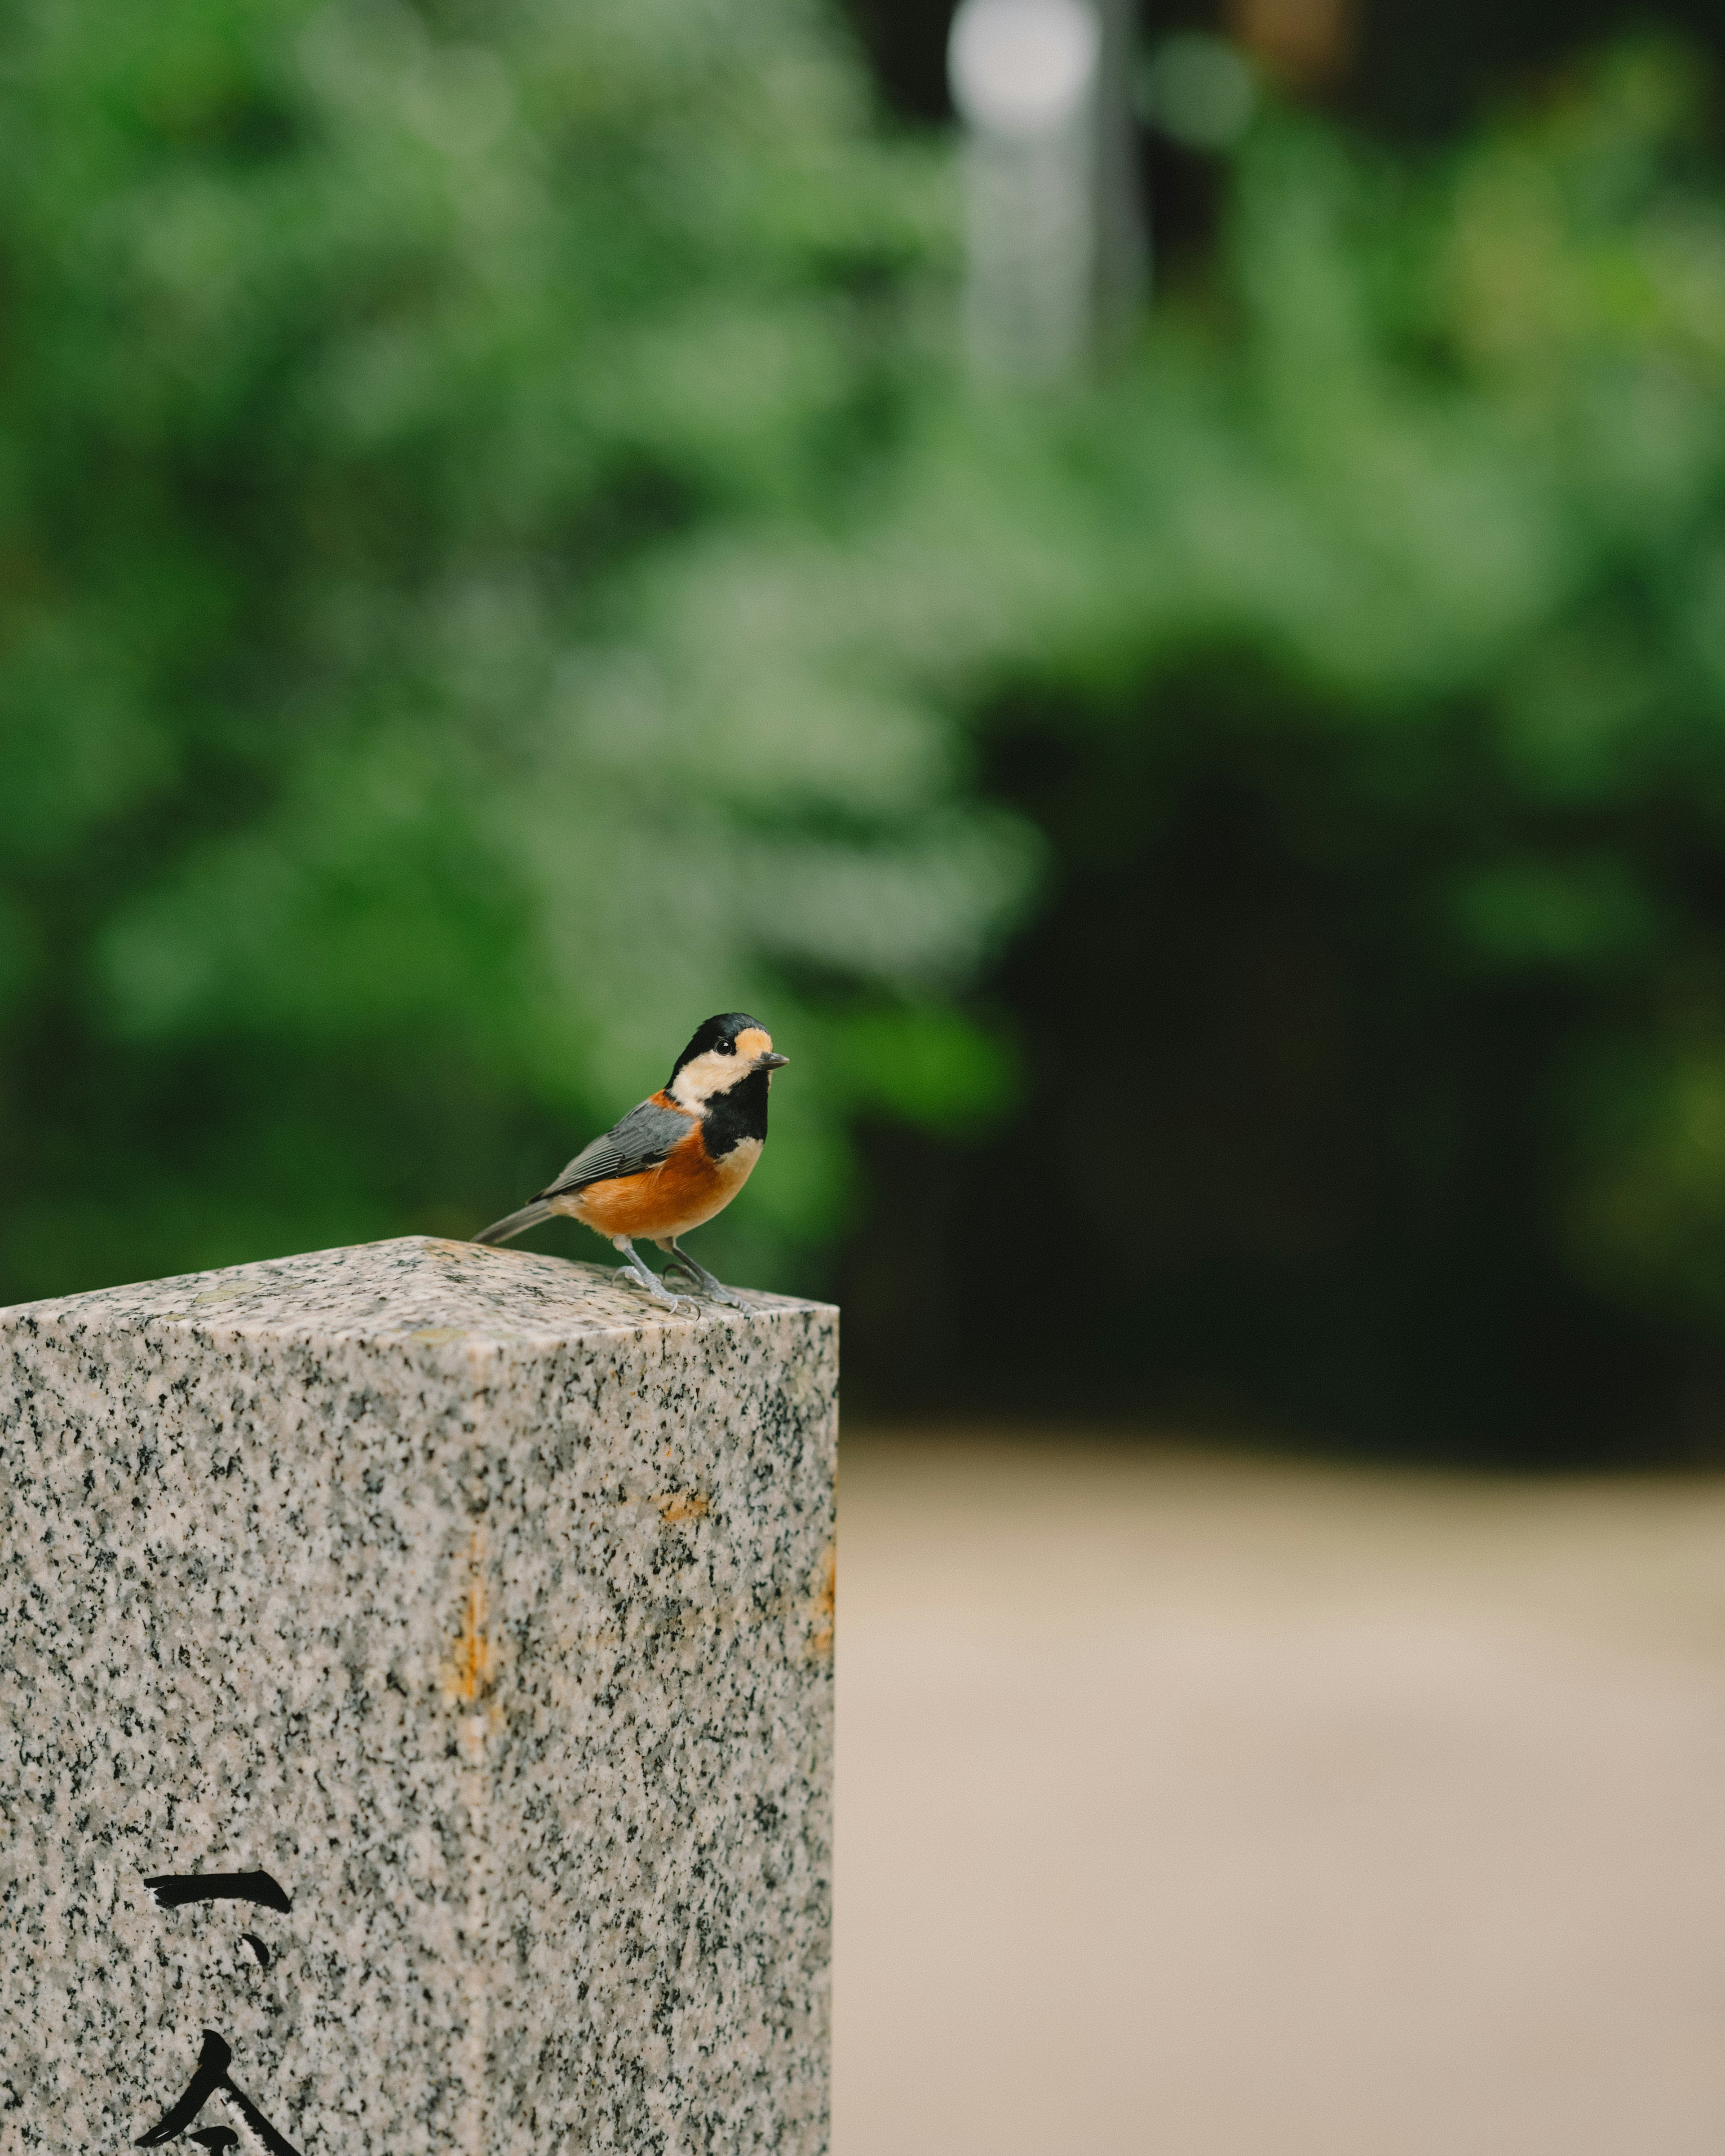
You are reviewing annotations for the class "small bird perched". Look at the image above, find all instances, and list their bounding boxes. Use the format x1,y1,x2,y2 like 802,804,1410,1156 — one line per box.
472,1012,788,1310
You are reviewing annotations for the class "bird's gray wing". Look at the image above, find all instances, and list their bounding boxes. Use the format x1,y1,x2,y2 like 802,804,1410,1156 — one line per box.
538,1098,693,1198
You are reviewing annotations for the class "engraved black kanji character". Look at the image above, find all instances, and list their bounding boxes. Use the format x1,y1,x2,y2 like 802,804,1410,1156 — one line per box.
136,1870,296,2150
133,2030,301,2156
143,1870,286,1982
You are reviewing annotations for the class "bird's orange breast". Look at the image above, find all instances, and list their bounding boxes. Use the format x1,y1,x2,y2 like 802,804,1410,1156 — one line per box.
558,1127,762,1240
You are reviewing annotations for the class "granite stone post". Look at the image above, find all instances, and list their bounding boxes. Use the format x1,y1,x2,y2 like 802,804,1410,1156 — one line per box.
0,1237,836,2155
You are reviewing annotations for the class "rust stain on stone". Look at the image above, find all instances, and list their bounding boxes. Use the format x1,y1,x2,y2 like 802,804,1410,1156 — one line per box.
808,1543,836,1659
445,1533,495,1703
650,1492,711,1524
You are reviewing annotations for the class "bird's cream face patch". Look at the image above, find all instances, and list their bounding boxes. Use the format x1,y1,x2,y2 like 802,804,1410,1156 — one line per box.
669,1029,777,1108
668,1050,736,1108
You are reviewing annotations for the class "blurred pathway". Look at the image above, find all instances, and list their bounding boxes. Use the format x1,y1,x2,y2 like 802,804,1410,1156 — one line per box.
835,1436,1725,2156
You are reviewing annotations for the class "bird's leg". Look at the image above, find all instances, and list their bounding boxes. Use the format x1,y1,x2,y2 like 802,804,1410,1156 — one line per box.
655,1237,744,1308
611,1236,697,1313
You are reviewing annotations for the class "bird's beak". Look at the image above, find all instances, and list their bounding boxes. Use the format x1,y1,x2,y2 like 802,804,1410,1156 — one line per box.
756,1051,790,1070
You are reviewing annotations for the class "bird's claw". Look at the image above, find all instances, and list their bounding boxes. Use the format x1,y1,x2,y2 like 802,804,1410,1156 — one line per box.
663,1264,744,1309
616,1266,699,1315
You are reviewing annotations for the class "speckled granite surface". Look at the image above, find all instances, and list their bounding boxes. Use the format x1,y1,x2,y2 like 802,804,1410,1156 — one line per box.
0,1237,836,2155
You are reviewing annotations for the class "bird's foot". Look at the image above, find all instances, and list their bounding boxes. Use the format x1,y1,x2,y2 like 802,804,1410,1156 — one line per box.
615,1263,699,1315
663,1253,746,1308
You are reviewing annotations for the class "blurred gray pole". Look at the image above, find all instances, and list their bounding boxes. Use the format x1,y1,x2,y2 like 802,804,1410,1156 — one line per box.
1092,0,1148,342
949,0,1101,383
948,0,1144,383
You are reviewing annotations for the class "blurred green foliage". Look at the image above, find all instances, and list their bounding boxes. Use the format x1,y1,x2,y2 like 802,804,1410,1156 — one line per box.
0,0,1034,1299
855,41,1725,1441
7,0,1725,1446
1053,44,1725,1366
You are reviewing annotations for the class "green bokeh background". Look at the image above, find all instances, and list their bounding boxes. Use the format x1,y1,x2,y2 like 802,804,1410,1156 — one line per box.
7,0,1725,1459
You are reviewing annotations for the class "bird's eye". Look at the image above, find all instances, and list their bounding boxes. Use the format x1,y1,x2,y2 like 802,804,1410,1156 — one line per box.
719,1038,735,1054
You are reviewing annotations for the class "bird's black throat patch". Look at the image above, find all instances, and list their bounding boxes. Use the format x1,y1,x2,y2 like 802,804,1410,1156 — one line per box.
702,1068,770,1158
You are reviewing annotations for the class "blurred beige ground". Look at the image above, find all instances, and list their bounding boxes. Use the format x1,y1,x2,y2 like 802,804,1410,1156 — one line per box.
834,1435,1725,2156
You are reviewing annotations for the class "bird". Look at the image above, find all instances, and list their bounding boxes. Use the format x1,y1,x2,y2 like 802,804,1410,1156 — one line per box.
472,1012,789,1310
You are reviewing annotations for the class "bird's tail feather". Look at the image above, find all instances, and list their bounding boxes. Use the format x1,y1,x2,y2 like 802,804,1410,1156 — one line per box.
472,1200,555,1247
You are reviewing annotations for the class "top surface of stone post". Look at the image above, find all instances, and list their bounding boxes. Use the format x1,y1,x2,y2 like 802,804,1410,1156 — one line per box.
1,1236,837,2156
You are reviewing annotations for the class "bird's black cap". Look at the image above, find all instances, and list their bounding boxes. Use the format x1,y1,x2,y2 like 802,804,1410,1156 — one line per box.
670,1013,768,1079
